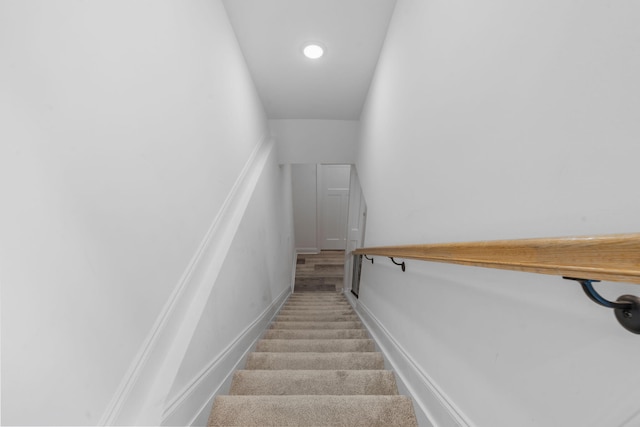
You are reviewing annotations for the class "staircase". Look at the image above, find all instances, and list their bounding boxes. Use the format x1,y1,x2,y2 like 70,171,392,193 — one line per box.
208,291,418,426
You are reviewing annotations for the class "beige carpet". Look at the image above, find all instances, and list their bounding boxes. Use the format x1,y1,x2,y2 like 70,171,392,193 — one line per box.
207,292,418,426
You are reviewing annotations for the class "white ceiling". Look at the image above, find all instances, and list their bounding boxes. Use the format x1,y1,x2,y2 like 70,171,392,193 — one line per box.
222,0,397,120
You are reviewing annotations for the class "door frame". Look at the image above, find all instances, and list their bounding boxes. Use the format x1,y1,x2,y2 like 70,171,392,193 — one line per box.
344,166,367,295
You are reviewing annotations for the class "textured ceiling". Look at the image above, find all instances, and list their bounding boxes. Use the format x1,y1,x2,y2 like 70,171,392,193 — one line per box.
222,0,397,120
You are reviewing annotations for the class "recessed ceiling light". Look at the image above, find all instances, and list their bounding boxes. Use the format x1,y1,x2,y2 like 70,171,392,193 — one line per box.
303,43,325,59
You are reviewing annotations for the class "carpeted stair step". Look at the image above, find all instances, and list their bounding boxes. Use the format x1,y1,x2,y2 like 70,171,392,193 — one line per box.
275,313,360,322
279,304,352,309
207,289,418,426
229,369,399,395
288,295,346,298
286,300,346,304
255,338,375,352
278,308,355,315
288,294,344,298
280,305,352,311
208,395,418,426
294,284,339,292
244,352,385,370
270,320,362,329
262,328,369,339
282,302,351,308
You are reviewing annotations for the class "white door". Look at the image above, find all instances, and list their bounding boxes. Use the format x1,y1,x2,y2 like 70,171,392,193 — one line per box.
317,164,351,250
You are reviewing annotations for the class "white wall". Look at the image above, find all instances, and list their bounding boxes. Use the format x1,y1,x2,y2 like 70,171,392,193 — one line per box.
356,0,640,426
270,119,358,164
291,164,319,252
163,151,295,426
0,1,294,425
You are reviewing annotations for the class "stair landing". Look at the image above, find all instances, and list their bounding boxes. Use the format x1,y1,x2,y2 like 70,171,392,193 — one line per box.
295,251,345,292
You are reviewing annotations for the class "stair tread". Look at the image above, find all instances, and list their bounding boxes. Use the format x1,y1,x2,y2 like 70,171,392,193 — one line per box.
255,338,375,352
280,307,352,310
278,312,356,317
287,296,347,300
245,352,385,370
229,370,399,395
270,321,362,329
275,315,360,322
288,293,346,296
208,395,418,426
287,300,347,303
282,304,351,308
263,329,369,339
279,308,354,312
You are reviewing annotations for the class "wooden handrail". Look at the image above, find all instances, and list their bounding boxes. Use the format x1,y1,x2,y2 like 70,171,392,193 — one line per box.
353,233,640,284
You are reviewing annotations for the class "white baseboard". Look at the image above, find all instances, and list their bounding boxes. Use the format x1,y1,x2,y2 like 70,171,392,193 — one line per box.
353,301,472,427
344,289,358,306
161,287,291,426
